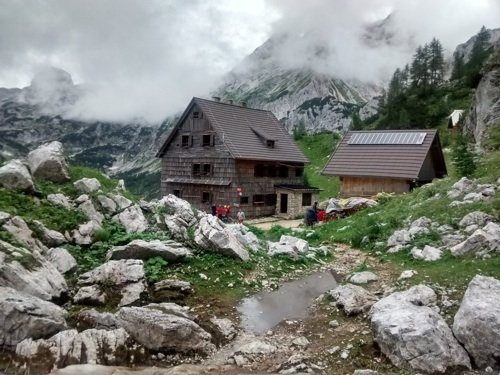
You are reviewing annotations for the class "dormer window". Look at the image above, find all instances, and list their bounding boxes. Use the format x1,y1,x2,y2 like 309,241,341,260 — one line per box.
266,140,275,148
202,134,213,147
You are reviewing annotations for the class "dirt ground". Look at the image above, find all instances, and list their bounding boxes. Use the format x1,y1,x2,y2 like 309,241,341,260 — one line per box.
246,218,305,231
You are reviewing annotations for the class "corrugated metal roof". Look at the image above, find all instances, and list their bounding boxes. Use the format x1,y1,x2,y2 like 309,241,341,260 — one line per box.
157,97,308,163
322,129,446,180
163,177,232,186
275,184,322,192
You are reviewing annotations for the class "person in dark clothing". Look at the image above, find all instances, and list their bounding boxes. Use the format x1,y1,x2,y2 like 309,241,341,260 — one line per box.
211,204,217,216
305,206,319,226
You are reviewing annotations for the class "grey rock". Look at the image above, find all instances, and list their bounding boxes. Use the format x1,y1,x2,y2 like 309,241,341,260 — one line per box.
353,370,380,375
73,285,107,305
0,286,67,348
143,302,191,319
47,193,72,208
267,241,297,257
464,192,488,202
236,340,277,355
161,194,198,241
79,199,104,224
195,214,249,261
97,195,117,215
441,233,465,247
398,270,417,279
458,211,493,228
370,285,470,373
15,328,135,369
31,220,67,247
292,336,310,347
451,223,500,256
453,275,500,370
75,194,90,204
107,239,192,262
227,224,261,251
109,193,133,211
411,245,442,261
75,309,119,330
27,141,70,182
116,305,215,355
154,279,193,294
2,215,46,254
387,229,411,247
329,284,378,315
348,271,378,284
451,177,475,193
464,224,479,233
0,159,34,192
437,224,454,234
112,205,148,233
210,317,237,341
69,220,102,245
0,240,68,300
74,177,101,193
119,282,145,307
46,247,77,274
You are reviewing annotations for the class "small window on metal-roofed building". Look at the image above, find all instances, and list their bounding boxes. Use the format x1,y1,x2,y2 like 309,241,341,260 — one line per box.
193,111,199,119
240,196,249,205
296,167,304,177
253,194,264,205
181,135,191,148
266,139,275,148
192,163,201,177
202,134,213,147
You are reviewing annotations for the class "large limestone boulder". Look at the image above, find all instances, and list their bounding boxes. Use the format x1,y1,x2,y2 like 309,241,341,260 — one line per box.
47,193,72,208
451,222,500,256
97,195,117,215
112,205,148,233
0,159,34,192
411,245,442,261
73,177,101,193
31,220,67,247
27,141,70,182
46,247,77,274
2,215,47,254
116,304,215,355
227,224,261,251
194,214,249,261
370,285,470,373
160,194,198,241
109,193,133,211
347,271,378,284
68,220,102,245
329,284,378,315
106,239,192,262
453,275,500,370
76,259,145,307
0,240,68,300
459,211,494,228
267,235,310,257
0,287,67,348
387,229,411,247
78,198,104,224
15,328,139,370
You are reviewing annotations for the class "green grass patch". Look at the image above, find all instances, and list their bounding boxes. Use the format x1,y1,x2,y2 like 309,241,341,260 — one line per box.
0,187,87,232
296,133,341,199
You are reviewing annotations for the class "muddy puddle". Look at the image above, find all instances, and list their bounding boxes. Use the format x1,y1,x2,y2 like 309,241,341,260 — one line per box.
237,270,337,334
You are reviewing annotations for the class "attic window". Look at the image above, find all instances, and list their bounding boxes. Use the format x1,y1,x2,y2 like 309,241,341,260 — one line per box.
181,135,191,148
266,140,275,148
202,134,213,147
193,112,199,119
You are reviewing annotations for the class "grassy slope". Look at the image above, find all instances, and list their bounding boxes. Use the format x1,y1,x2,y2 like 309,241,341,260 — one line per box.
296,133,341,199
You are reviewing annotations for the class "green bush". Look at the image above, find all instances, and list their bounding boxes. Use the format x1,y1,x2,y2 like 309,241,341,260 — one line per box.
144,256,168,283
452,134,477,177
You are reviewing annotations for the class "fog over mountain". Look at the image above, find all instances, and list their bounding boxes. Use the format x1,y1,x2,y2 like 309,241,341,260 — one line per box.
0,0,498,123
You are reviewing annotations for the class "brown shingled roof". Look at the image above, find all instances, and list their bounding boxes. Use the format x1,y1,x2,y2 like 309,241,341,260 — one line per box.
322,129,447,180
157,97,308,163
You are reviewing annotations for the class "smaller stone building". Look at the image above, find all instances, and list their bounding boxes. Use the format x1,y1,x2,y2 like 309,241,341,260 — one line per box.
275,185,321,219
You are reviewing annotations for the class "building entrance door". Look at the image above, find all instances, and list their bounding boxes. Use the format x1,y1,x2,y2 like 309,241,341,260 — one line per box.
280,193,288,214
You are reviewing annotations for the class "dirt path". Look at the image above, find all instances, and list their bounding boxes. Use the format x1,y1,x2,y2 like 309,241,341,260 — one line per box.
246,218,305,231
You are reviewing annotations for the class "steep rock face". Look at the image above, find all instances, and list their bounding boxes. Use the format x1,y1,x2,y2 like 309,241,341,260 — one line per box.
464,54,500,149
453,28,500,63
215,33,380,134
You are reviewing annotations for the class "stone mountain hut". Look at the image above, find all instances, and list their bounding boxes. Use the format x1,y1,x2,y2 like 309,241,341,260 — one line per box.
156,97,320,218
322,129,447,197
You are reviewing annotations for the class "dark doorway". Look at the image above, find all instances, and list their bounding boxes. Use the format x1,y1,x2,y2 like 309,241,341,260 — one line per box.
280,193,288,214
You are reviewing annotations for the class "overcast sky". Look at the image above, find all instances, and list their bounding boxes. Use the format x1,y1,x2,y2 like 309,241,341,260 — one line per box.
0,0,499,123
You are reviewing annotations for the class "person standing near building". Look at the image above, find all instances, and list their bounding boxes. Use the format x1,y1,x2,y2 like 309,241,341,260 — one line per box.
237,209,245,224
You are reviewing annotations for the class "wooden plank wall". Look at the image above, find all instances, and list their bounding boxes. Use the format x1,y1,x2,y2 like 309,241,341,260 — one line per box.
340,176,410,197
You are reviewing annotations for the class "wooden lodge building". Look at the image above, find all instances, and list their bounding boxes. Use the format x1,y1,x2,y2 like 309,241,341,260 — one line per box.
322,129,447,197
157,97,320,218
